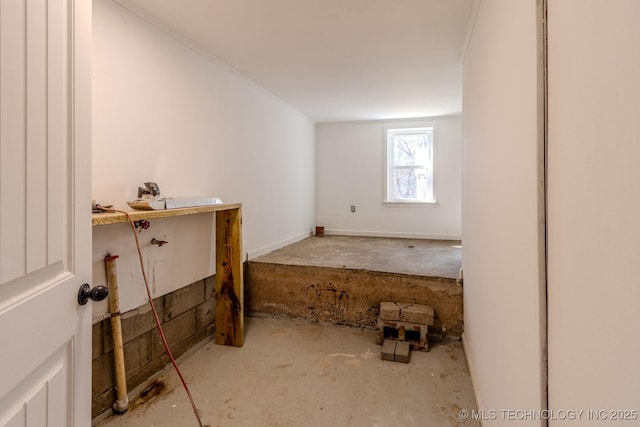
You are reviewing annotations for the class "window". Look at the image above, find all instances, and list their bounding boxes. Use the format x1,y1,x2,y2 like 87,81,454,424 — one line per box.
385,126,435,203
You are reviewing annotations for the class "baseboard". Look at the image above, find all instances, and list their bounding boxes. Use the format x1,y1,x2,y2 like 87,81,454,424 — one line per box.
462,332,485,426
325,229,462,241
247,232,311,260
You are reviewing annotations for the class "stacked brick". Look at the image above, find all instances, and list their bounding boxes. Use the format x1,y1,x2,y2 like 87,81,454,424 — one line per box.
377,302,434,351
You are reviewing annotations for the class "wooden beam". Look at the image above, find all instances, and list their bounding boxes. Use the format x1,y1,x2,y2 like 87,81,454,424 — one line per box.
215,207,244,346
91,203,242,226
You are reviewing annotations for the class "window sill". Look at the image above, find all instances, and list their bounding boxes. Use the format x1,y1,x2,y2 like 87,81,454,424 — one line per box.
383,201,439,207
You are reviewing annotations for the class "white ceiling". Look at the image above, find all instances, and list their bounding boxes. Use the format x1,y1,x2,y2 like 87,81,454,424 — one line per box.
116,0,474,123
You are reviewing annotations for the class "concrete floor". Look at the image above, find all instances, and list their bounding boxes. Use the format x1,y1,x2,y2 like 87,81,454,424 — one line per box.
97,316,478,427
252,236,462,279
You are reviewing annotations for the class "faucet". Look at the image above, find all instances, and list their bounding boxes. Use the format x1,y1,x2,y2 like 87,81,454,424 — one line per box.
138,182,160,199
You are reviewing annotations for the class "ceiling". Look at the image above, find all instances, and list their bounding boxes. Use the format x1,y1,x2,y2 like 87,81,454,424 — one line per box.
116,0,475,123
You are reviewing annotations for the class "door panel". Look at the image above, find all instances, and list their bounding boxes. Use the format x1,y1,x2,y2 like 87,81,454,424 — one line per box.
0,342,70,426
1,0,67,283
25,0,52,274
0,0,27,284
0,0,91,425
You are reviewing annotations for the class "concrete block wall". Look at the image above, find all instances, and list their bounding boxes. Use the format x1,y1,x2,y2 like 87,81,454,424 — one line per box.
92,276,216,418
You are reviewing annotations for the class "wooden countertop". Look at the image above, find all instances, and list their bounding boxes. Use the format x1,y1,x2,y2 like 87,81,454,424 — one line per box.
92,203,242,226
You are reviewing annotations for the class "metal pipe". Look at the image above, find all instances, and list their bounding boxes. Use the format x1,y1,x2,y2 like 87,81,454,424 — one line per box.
104,254,129,413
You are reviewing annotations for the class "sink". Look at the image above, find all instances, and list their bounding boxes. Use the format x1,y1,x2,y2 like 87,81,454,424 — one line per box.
164,197,223,209
127,197,223,210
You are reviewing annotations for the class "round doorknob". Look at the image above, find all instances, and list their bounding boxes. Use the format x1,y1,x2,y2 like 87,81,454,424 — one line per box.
77,283,109,305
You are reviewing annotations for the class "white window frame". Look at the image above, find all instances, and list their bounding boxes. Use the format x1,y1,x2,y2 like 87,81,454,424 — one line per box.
384,126,437,205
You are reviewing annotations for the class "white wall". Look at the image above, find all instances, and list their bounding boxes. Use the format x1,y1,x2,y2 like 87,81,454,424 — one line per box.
547,0,640,423
91,0,315,315
316,117,462,239
462,1,546,425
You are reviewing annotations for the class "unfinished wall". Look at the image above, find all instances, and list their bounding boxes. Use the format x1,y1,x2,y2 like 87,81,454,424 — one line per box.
316,116,462,239
547,0,640,423
461,1,546,425
92,277,215,419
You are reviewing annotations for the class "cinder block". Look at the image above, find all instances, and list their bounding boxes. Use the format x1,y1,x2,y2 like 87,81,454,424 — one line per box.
163,329,207,361
379,302,400,321
123,333,152,373
151,309,197,359
92,352,114,396
121,306,157,343
398,325,406,341
164,280,206,321
126,356,166,395
101,320,113,354
92,322,103,360
377,317,429,351
395,341,411,363
92,386,116,419
381,339,397,361
204,275,216,300
196,300,215,331
400,304,434,325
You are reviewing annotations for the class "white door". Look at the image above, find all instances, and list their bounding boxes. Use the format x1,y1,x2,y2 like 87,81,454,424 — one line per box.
0,0,92,426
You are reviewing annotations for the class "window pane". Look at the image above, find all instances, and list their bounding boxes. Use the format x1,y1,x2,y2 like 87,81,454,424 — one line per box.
392,167,433,200
392,133,431,167
415,167,433,200
392,168,417,199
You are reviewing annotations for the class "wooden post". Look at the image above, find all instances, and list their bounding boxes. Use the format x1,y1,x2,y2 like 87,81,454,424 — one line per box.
215,207,244,346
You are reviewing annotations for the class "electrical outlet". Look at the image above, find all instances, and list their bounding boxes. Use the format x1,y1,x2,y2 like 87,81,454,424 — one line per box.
350,205,356,213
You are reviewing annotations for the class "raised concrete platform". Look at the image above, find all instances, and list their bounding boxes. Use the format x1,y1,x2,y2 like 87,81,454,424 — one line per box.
246,236,463,338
